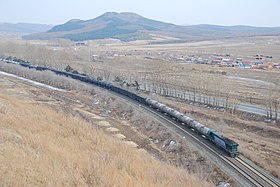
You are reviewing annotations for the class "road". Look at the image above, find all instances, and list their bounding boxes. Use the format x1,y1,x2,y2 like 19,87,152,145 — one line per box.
139,84,280,120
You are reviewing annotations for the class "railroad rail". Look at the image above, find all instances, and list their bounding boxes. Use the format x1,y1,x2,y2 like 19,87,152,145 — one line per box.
135,101,280,187
98,85,280,187
236,156,280,187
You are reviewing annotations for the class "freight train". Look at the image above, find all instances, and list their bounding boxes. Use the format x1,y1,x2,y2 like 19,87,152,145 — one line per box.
1,59,239,157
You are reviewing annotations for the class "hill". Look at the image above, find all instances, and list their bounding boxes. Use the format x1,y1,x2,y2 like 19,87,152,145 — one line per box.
23,12,179,41
23,12,280,41
0,23,52,34
0,82,210,187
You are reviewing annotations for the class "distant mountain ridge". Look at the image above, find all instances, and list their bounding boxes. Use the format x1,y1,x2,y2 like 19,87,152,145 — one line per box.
0,23,52,34
23,12,280,41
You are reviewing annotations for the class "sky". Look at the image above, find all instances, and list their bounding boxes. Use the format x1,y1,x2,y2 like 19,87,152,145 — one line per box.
0,0,279,27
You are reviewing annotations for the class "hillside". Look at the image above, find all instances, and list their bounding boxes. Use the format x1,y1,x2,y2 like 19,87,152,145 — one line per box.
0,23,52,34
23,12,280,41
0,83,210,186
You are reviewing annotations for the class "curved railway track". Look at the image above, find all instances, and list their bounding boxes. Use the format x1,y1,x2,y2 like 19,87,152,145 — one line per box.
72,80,279,187
1,69,280,187
138,103,280,187
109,90,280,187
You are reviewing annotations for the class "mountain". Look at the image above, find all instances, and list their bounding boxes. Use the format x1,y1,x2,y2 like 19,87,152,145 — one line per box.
23,12,280,41
0,23,52,34
23,12,178,41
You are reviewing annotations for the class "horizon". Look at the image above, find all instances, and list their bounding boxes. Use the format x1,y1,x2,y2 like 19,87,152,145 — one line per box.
0,0,280,27
1,11,280,28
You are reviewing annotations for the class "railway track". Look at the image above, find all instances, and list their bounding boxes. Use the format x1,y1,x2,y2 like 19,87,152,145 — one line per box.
111,92,280,187
51,90,280,186
141,104,280,187
2,70,280,187
235,156,280,187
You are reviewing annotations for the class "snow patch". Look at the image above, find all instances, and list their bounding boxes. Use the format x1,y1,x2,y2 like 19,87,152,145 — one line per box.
0,71,65,92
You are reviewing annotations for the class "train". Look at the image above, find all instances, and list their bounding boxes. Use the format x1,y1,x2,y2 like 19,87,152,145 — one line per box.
1,58,239,157
145,98,239,157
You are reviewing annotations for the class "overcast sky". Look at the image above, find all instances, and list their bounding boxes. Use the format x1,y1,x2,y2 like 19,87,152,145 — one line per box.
0,0,279,26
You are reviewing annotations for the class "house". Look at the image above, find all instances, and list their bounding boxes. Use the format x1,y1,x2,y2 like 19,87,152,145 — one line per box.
273,64,280,69
241,60,252,68
255,61,263,65
257,63,275,70
75,42,87,46
254,54,263,60
212,60,222,64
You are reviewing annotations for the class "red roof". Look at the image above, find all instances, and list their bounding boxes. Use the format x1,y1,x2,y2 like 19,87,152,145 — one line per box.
242,60,251,64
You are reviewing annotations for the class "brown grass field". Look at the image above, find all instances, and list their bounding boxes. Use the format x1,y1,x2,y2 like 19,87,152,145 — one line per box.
0,91,210,186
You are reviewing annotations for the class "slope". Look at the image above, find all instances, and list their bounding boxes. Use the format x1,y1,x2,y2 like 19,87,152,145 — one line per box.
0,81,210,187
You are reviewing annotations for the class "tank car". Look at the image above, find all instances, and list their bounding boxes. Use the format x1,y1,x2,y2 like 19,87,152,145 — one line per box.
170,110,184,120
145,98,159,107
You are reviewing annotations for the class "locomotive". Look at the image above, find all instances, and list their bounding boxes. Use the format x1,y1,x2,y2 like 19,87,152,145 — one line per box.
1,59,239,157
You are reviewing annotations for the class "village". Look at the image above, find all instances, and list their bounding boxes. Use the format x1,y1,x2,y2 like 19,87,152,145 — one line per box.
72,39,279,71
89,48,280,71
143,52,280,70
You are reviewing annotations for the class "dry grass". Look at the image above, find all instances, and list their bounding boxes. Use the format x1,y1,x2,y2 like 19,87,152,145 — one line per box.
0,93,210,187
